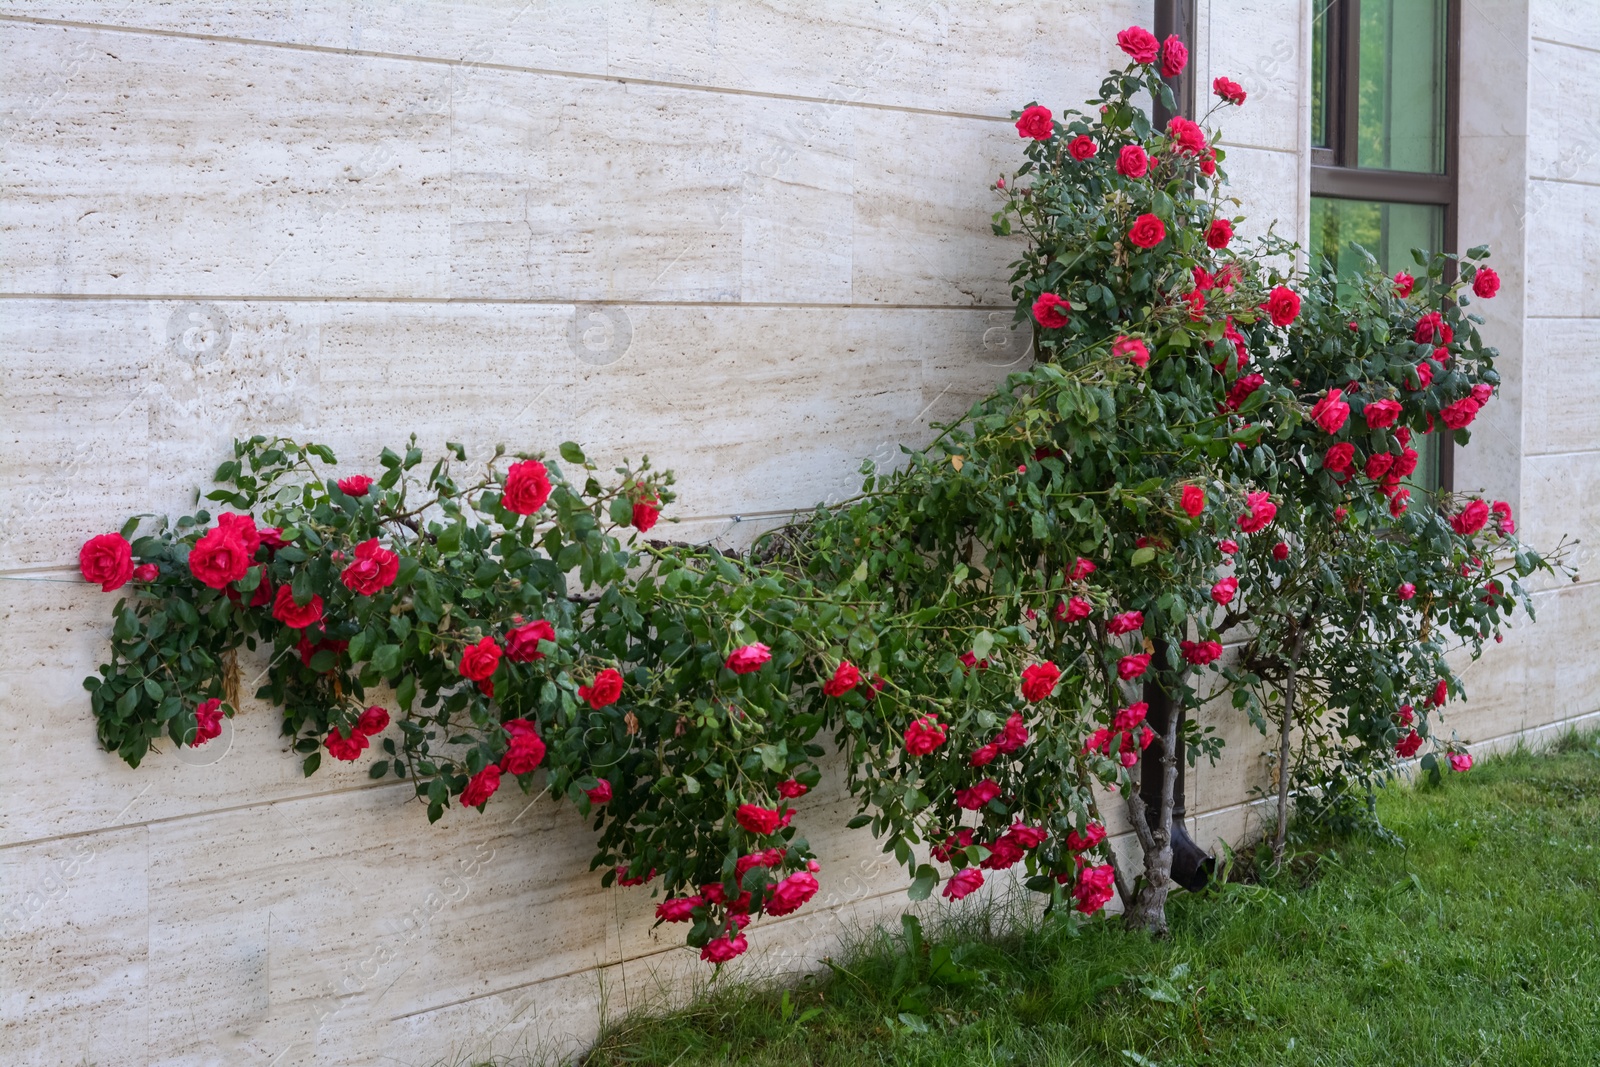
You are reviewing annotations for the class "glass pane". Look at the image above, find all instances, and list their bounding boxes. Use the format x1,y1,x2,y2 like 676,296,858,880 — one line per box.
1311,1,1329,148
1308,197,1444,277
1357,0,1446,172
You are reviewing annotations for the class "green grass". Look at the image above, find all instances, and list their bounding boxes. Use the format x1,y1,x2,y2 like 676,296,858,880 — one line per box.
578,733,1600,1067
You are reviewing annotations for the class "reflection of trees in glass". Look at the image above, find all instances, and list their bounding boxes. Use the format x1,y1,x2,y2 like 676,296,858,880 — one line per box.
1310,198,1442,278
1308,197,1446,490
1357,0,1445,172
1311,5,1327,148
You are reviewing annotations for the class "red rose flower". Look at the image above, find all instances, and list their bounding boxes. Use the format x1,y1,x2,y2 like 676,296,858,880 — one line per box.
1020,662,1062,702
1118,653,1151,680
822,660,860,697
1393,272,1415,297
1309,388,1350,434
700,932,749,964
777,778,808,799
1452,499,1490,536
1117,25,1159,63
1413,312,1453,345
656,896,703,923
1113,335,1150,369
959,650,990,670
1395,731,1423,759
1390,489,1411,516
189,525,252,590
943,867,985,901
955,779,1001,810
1440,397,1481,430
725,643,772,674
462,765,501,807
765,870,820,916
1491,500,1515,536
1067,134,1097,161
1363,399,1402,428
735,803,785,835
979,836,1026,871
1116,144,1149,178
1073,864,1117,914
1166,117,1207,155
1069,556,1097,581
1106,610,1144,635
969,743,999,768
1471,383,1493,405
1219,539,1239,555
1060,596,1092,623
216,513,262,557
1015,104,1053,140
932,828,976,863
1366,452,1396,481
336,475,372,497
326,726,370,762
272,586,324,630
1032,292,1071,329
904,715,947,756
1397,583,1416,600
458,636,502,681
1323,442,1355,474
1206,218,1234,249
1212,76,1246,104
190,698,225,746
1160,34,1188,77
1211,576,1238,605
504,618,556,662
995,712,1029,754
586,779,612,805
1183,289,1207,321
1128,213,1167,249
1472,267,1500,299
1449,751,1473,773
500,719,546,774
1179,485,1205,518
631,498,661,532
577,667,624,708
355,706,390,736
503,459,552,515
79,533,133,592
1181,640,1223,666
1066,823,1107,852
1271,542,1289,561
1225,373,1265,411
1265,286,1301,327
1238,491,1277,533
340,538,399,596
132,563,159,582
1428,679,1449,707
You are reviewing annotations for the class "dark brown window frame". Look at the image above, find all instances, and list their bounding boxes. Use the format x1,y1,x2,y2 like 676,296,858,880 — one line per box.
1311,0,1460,491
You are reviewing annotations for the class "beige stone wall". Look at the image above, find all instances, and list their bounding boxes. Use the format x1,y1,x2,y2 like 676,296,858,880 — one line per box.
1,3,1592,1065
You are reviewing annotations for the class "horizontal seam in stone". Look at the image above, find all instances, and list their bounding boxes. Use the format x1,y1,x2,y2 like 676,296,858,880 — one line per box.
0,13,1013,124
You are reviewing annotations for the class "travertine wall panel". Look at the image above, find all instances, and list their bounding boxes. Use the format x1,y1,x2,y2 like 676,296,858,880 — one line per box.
5,1,1139,119
0,299,1002,572
1523,317,1600,457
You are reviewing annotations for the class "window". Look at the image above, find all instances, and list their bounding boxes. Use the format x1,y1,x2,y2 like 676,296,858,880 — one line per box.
1310,0,1458,492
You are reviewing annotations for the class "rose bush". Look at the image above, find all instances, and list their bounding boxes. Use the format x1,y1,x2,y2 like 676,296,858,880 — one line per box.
83,28,1563,953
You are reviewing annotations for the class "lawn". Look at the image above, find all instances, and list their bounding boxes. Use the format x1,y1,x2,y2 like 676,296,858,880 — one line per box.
579,733,1600,1066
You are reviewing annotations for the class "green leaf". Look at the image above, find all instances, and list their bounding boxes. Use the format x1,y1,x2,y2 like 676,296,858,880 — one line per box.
302,752,322,777
1131,546,1156,567
559,442,586,464
907,864,938,902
